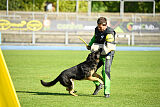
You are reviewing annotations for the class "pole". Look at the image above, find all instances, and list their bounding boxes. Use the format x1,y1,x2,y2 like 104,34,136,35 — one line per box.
32,32,35,44
153,1,155,16
57,0,59,13
120,0,124,17
32,12,35,44
126,35,130,46
131,32,134,46
6,0,8,16
65,32,68,45
76,0,79,13
65,14,68,45
88,0,91,16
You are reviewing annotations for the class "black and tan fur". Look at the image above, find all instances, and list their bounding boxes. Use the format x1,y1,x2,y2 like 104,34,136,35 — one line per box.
40,49,103,96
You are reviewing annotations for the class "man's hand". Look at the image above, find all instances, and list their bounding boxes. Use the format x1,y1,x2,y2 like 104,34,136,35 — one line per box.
86,46,91,50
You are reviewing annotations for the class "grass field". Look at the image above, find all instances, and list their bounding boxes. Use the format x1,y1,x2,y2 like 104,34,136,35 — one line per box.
2,50,160,107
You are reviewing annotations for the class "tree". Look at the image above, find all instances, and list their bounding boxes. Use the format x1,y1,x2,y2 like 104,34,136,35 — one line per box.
125,2,153,13
0,0,7,10
0,0,159,13
78,1,88,12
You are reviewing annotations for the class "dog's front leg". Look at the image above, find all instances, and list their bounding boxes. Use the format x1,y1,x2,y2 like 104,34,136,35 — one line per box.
70,79,74,90
69,79,78,96
87,77,104,85
69,90,78,96
93,72,103,81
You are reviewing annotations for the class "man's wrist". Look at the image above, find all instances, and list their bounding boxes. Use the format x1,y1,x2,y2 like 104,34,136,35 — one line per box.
87,46,91,50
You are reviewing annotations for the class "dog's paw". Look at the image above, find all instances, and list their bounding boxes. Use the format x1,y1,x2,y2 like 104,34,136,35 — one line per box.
72,94,78,96
70,91,78,96
73,90,77,93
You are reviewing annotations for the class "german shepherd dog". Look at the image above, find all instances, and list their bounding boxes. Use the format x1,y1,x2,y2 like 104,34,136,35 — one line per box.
40,49,103,96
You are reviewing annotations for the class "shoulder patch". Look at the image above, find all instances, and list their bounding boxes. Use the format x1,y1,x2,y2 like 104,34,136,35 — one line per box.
106,34,114,42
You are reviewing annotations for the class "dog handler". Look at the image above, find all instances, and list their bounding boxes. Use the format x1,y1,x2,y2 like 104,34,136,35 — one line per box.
86,17,116,98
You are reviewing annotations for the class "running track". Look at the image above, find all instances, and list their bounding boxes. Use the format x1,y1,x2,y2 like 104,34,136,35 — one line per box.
1,46,160,51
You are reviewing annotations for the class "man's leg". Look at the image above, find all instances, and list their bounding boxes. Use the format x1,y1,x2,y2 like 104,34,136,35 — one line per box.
92,60,103,95
102,54,113,98
92,51,115,96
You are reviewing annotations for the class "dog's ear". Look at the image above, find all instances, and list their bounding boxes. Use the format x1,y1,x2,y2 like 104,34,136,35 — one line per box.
86,53,92,61
98,48,103,53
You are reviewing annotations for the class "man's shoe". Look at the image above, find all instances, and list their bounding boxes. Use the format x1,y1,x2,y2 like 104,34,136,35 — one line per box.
104,94,110,98
92,84,103,95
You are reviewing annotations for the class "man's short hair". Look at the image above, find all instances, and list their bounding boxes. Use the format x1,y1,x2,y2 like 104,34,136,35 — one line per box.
97,17,107,26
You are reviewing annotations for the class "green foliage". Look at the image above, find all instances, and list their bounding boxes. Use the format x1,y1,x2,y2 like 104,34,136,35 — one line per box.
156,1,160,12
104,1,120,12
92,1,120,12
0,0,7,10
124,2,153,13
92,1,106,12
59,0,88,12
0,0,46,11
0,0,160,12
59,0,76,12
78,1,88,13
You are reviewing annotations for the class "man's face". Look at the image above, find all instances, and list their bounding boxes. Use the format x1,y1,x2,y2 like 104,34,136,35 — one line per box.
97,24,107,32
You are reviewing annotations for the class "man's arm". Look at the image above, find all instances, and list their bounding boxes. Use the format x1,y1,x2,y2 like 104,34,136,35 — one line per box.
89,35,96,46
87,35,96,50
105,33,116,51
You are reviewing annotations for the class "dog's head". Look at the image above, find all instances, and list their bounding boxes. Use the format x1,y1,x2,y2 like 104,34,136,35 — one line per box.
86,48,102,62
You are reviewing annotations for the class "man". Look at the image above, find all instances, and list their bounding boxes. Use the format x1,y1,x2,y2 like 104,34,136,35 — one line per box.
87,17,116,98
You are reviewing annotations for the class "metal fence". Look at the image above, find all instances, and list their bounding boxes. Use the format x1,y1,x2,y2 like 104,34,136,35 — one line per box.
0,11,160,45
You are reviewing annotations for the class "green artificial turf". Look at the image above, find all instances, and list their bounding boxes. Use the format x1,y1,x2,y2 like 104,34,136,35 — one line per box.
2,50,160,107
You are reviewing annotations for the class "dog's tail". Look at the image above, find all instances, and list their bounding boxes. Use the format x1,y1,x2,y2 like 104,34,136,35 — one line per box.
40,76,59,87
